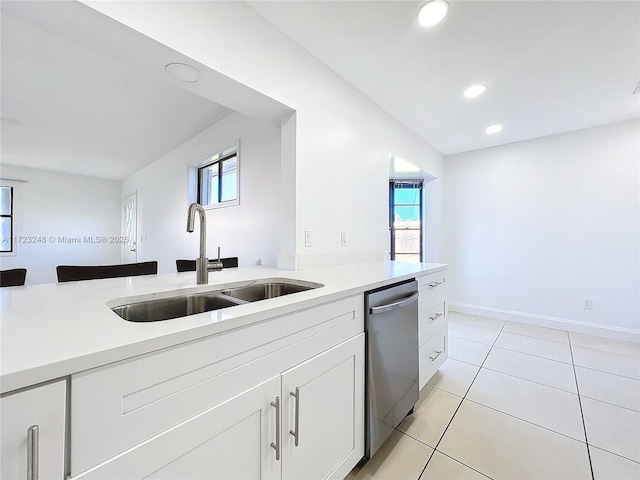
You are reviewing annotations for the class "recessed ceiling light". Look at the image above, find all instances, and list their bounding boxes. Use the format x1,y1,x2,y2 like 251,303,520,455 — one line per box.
418,0,449,27
165,63,200,83
486,124,503,134
463,84,487,98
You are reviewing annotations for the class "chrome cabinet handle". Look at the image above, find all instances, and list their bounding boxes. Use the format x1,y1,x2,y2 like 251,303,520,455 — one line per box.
289,387,300,446
429,312,443,321
429,350,443,361
27,425,39,480
270,397,280,460
428,280,443,288
369,292,419,315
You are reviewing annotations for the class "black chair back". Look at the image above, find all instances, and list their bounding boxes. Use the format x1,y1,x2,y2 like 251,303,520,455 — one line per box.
176,257,238,272
56,261,158,283
0,268,27,287
175,260,196,272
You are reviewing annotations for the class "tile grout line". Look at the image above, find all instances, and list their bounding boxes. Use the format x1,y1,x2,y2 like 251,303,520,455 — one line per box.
414,321,506,480
577,395,640,414
449,333,495,347
570,342,640,360
587,445,640,466
460,397,590,444
479,365,578,395
487,345,573,365
571,362,640,382
432,358,584,398
431,450,493,479
569,332,595,480
499,329,571,346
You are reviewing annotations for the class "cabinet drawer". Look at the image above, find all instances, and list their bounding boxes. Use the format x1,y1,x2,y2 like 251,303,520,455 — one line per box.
417,271,446,300
70,376,281,480
71,296,363,476
419,293,446,345
419,327,447,389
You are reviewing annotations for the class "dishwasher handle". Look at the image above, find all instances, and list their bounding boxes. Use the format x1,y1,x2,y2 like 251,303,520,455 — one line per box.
369,291,419,315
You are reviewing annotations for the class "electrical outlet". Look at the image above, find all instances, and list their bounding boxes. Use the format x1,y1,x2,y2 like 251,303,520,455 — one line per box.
341,231,348,246
583,298,593,310
305,230,312,247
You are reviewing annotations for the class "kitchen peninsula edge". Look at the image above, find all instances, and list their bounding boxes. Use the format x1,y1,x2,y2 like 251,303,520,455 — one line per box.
1,261,447,394
1,261,447,479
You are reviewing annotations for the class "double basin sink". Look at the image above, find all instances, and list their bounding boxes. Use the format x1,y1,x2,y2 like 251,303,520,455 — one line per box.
110,279,323,322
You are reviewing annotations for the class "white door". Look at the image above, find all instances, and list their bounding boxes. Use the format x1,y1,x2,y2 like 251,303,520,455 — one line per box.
123,193,137,263
281,334,365,480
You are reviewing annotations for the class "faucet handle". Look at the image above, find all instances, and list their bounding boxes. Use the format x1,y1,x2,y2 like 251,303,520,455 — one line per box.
208,246,224,272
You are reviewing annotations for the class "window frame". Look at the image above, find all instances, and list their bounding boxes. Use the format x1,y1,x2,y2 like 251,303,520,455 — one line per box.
0,186,14,253
197,152,238,206
0,182,18,256
188,141,240,210
389,180,423,262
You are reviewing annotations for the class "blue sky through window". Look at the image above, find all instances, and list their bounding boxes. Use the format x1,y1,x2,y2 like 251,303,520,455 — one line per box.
393,188,420,222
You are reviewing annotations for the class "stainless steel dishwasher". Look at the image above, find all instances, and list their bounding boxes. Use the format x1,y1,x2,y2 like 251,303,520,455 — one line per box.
364,279,419,459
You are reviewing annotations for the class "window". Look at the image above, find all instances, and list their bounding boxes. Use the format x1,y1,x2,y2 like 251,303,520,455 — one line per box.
389,180,423,262
197,151,238,207
0,186,14,252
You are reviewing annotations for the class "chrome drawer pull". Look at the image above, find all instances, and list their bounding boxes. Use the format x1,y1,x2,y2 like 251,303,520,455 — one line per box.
289,387,300,446
429,350,443,361
27,425,39,480
429,313,443,321
427,280,443,288
270,397,280,460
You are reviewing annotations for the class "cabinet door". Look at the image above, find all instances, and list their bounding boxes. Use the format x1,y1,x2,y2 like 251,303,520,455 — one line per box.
281,334,364,480
0,380,66,480
71,375,281,480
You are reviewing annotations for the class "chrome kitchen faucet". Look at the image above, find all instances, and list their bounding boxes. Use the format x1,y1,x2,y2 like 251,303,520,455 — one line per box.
186,202,223,284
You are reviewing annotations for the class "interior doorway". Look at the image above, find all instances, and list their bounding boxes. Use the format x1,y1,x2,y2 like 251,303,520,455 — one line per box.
124,192,137,263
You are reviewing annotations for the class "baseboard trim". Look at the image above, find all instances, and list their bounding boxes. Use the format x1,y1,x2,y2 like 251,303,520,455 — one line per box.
449,302,640,344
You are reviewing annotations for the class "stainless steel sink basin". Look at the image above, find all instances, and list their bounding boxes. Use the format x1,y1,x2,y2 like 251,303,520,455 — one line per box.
220,280,323,302
111,293,244,322
110,278,324,322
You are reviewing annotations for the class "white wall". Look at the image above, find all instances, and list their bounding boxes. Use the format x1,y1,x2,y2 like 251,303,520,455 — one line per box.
444,119,640,339
83,0,445,269
122,112,281,273
0,165,121,284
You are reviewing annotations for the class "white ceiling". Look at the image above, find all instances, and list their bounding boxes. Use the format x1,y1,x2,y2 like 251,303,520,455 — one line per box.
249,0,640,155
2,1,637,180
1,10,232,180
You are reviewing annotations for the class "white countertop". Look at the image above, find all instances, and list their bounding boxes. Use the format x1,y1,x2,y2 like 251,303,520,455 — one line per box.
0,261,446,394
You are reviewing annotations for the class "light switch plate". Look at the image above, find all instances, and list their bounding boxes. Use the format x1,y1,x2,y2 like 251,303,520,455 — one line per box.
305,230,312,247
341,232,348,246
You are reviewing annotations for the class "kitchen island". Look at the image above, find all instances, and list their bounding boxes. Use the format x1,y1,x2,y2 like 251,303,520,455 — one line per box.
1,261,447,479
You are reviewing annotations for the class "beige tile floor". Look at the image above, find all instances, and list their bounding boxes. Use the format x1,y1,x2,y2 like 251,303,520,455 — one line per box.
347,312,640,480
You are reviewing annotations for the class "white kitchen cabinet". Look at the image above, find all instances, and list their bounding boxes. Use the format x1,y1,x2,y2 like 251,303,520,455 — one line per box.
417,271,448,389
72,335,364,480
281,334,364,480
0,380,66,480
70,296,364,480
